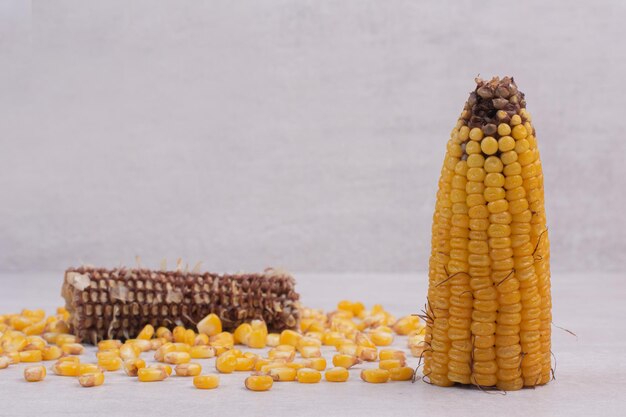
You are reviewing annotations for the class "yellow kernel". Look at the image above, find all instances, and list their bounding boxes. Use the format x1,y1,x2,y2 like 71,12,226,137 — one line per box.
480,136,498,155
79,372,105,387
391,316,421,335
379,359,406,370
303,357,327,371
357,346,378,362
137,367,167,382
193,334,209,346
333,354,360,369
369,331,394,346
164,351,191,365
215,353,237,373
55,334,77,346
498,135,515,152
497,123,511,136
197,314,222,337
247,329,267,349
57,356,80,364
296,368,321,383
337,343,358,356
24,365,46,382
512,124,528,140
235,357,255,371
194,374,220,389
299,346,321,358
389,366,415,381
120,343,141,360
149,364,172,376
279,330,302,347
137,324,155,340
510,114,522,126
233,323,252,345
97,340,122,351
469,128,484,141
19,350,43,363
268,366,297,382
268,349,295,362
96,350,120,361
266,333,280,347
52,361,79,377
173,326,186,343
325,367,349,382
379,350,406,361
355,332,375,348
123,358,146,377
98,357,122,372
190,345,216,359
78,364,102,375
175,362,202,377
151,338,167,350
245,375,273,391
156,327,173,342
361,368,390,383
61,343,84,356
0,356,10,369
127,339,152,352
183,329,196,346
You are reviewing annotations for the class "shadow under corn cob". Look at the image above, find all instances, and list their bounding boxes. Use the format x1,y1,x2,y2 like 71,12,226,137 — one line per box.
423,77,551,390
61,266,300,344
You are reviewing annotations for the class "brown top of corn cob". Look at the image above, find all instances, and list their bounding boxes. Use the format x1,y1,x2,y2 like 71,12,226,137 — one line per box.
463,76,527,131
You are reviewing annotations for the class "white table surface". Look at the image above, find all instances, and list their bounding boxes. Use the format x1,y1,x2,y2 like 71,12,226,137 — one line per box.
0,272,623,417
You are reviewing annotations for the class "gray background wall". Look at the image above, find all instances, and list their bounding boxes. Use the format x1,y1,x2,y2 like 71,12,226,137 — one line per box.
1,0,624,273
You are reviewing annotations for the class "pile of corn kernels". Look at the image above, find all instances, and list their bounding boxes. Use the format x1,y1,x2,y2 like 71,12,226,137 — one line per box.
0,301,426,391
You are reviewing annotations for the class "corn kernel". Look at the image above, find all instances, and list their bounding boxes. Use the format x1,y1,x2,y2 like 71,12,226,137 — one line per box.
197,314,222,337
247,329,267,349
322,331,344,347
175,362,202,377
42,332,60,344
268,349,295,362
150,338,166,350
268,366,297,382
183,329,196,346
5,351,20,364
215,352,237,373
389,366,414,381
98,339,122,351
235,357,255,371
23,321,46,336
149,364,172,376
10,316,33,331
254,358,271,371
369,331,394,346
55,334,77,346
233,323,252,344
299,346,321,358
138,367,168,382
79,372,105,387
156,327,173,342
79,363,103,375
285,361,305,370
410,345,426,358
127,339,152,352
190,345,216,359
194,334,209,346
57,356,80,364
303,357,327,371
297,368,321,383
266,333,280,347
164,351,191,365
245,375,273,391
24,365,46,382
0,356,10,369
137,324,155,340
120,343,141,360
392,316,421,335
98,357,122,371
173,326,186,343
194,374,220,389
61,343,84,355
361,368,390,383
279,330,302,347
332,354,360,369
210,332,234,348
19,350,43,362
96,350,119,361
53,361,80,376
154,343,176,361
379,349,406,361
357,346,378,362
379,359,406,370
337,343,358,356
325,367,349,382
123,358,146,377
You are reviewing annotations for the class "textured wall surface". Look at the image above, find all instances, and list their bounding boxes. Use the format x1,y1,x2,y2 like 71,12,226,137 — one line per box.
1,0,625,273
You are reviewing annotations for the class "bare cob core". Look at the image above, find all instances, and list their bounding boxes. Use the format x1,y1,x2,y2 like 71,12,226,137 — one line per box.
61,266,300,344
423,77,551,390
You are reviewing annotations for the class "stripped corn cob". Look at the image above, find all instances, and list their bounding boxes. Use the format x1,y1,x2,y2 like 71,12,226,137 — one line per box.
424,76,551,390
61,267,299,343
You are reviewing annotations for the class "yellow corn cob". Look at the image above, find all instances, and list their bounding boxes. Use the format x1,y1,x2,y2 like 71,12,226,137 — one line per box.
424,76,551,390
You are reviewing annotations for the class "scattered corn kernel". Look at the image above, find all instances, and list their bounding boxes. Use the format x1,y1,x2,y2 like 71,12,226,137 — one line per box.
0,356,10,369
197,314,222,337
98,340,122,351
299,346,321,358
175,362,202,377
361,368,390,383
123,358,146,377
24,365,46,382
235,357,256,371
379,359,406,370
296,368,321,383
266,333,280,347
53,361,80,376
379,349,406,361
190,345,216,359
279,330,302,347
137,324,155,340
19,350,43,362
98,357,122,371
268,366,297,382
245,375,273,391
61,343,85,355
333,354,360,369
215,352,237,373
303,357,327,371
79,372,105,387
194,374,220,389
120,343,141,360
389,366,414,381
138,367,168,382
357,346,378,362
42,346,63,361
156,327,173,342
79,363,102,375
164,351,191,365
325,367,349,382
149,364,172,376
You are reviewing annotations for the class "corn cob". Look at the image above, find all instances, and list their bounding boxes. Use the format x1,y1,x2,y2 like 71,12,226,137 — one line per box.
61,266,300,344
423,76,551,390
